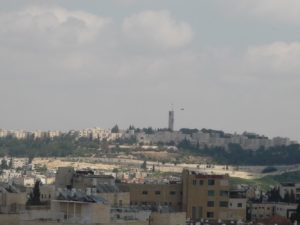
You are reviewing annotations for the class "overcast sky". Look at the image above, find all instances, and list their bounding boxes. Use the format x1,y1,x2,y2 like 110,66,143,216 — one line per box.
1,0,300,140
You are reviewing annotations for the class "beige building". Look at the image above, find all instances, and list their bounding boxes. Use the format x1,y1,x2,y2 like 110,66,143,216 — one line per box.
40,185,55,204
96,189,130,207
119,183,182,211
251,202,298,220
55,167,115,189
119,169,247,222
150,212,186,225
182,169,231,220
0,184,27,213
51,199,110,224
55,167,129,207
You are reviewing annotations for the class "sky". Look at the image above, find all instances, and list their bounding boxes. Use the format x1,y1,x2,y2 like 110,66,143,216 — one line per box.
1,0,300,140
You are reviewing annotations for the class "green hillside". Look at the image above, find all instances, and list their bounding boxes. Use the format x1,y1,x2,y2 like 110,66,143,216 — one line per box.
230,171,300,191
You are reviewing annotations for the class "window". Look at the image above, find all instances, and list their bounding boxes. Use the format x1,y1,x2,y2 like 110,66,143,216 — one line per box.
170,191,176,195
192,207,196,220
237,203,243,208
207,212,214,218
208,179,215,186
192,179,197,185
219,201,228,207
207,201,214,207
220,190,229,197
208,190,215,196
198,207,203,218
192,206,203,220
155,191,161,195
199,180,204,185
142,191,148,195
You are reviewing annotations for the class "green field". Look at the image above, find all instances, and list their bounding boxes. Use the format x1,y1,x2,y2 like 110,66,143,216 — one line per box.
230,171,300,191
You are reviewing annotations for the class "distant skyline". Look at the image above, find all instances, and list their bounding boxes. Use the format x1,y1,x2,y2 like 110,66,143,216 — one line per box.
1,1,300,141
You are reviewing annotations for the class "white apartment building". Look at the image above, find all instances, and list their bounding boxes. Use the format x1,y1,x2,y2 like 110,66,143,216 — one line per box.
33,130,48,139
0,129,10,138
79,127,123,141
279,183,300,200
48,130,62,139
251,202,297,220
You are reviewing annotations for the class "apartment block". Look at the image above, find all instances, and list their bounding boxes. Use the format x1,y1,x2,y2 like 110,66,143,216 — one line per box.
119,169,247,222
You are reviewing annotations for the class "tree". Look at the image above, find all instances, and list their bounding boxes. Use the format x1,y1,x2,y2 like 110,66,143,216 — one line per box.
141,160,147,170
111,125,119,133
28,155,34,164
268,187,281,202
284,191,291,203
27,180,41,205
8,157,13,169
0,159,8,170
143,127,154,134
290,190,296,203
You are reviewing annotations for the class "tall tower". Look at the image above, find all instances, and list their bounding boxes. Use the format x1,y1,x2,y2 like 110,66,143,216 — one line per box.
168,110,174,131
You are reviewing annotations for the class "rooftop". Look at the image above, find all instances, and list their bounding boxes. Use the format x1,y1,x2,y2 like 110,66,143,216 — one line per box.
56,189,107,204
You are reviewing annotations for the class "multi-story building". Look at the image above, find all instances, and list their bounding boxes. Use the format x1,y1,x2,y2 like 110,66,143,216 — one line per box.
12,130,29,139
0,129,10,138
0,183,27,213
119,183,182,211
22,167,185,225
250,202,297,220
55,167,115,189
33,130,48,139
119,169,247,222
182,170,246,221
279,182,300,200
78,127,123,141
48,130,62,139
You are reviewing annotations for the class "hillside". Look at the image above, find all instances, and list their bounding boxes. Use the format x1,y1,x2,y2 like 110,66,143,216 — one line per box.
230,171,300,190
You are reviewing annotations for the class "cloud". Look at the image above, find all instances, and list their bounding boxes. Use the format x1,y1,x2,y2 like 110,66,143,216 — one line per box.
122,10,193,48
223,0,300,24
0,6,111,48
112,0,141,5
208,42,300,86
246,42,300,75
